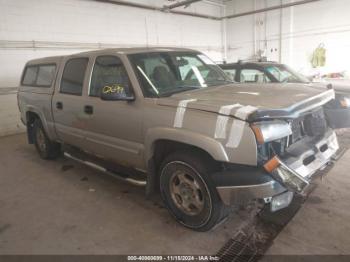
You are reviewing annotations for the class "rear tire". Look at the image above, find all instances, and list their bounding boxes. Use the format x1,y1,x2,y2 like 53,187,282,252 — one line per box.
33,119,61,159
159,151,227,231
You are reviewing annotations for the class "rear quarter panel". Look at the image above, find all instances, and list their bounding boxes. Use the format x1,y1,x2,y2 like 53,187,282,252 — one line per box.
18,57,63,141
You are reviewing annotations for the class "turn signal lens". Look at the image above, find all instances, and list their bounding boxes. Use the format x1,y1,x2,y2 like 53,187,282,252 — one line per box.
251,124,265,144
264,156,281,173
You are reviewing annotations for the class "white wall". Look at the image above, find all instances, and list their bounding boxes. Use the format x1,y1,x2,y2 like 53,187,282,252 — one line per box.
0,0,225,136
2,0,349,136
225,0,350,76
0,0,224,88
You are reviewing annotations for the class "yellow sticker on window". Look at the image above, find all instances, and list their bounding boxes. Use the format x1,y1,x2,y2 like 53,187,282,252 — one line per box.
102,84,125,94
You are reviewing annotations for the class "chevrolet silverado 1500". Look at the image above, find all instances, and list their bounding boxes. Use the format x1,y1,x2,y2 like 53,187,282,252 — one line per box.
18,48,341,231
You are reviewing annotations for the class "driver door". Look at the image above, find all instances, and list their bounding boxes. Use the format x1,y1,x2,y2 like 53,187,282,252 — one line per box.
83,54,144,168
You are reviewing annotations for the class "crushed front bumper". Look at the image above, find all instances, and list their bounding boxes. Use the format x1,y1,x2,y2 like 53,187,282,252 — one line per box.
217,178,286,206
282,130,338,179
216,130,339,207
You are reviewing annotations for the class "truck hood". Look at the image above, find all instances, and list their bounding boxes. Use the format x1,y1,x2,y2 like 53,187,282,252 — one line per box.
157,83,335,121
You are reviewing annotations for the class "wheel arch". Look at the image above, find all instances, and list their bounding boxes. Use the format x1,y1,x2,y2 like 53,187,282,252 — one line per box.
26,111,41,144
144,127,228,195
145,128,229,164
25,109,50,144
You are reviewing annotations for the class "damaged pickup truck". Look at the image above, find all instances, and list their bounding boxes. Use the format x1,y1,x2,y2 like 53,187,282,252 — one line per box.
18,48,342,231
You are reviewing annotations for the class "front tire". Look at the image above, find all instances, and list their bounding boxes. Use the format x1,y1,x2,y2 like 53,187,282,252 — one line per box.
33,119,61,159
159,151,227,231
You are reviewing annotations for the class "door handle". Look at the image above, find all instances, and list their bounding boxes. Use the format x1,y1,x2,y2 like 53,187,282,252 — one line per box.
56,101,63,110
84,105,93,115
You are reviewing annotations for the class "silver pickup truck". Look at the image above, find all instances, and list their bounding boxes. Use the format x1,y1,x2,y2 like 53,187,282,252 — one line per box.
18,47,342,231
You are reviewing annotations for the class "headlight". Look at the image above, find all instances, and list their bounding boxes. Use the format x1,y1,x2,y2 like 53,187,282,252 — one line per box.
271,191,294,212
251,120,292,144
264,156,309,193
340,97,350,108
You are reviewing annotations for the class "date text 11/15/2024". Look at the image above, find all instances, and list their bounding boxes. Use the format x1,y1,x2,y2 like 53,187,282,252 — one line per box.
127,255,219,261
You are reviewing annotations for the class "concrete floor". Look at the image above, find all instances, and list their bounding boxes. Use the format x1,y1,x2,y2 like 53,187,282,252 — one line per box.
265,149,350,255
1,133,350,256
0,134,248,255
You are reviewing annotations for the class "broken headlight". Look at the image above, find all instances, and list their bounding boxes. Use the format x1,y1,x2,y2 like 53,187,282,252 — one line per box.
264,156,309,193
251,120,292,144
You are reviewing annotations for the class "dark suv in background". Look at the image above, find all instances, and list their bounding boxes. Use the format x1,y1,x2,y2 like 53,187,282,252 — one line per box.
218,60,310,84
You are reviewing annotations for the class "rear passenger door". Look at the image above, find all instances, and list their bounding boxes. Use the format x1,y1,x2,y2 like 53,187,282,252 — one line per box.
52,57,90,148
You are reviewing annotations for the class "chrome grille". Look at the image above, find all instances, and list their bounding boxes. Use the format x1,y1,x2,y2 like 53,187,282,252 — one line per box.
290,117,305,143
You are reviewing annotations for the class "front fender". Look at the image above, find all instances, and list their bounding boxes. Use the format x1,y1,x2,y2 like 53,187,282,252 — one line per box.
144,127,229,164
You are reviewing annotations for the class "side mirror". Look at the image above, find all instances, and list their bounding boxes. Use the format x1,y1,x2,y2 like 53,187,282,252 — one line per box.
100,85,135,101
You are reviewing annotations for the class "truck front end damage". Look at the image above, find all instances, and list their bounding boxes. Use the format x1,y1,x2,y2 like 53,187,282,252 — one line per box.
216,89,339,212
264,130,338,192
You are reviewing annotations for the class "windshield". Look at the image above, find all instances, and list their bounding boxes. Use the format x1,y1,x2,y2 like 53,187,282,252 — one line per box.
128,52,232,97
265,64,309,83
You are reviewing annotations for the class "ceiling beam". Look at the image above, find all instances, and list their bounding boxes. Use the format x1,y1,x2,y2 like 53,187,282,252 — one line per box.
95,0,220,20
223,0,320,19
96,0,160,11
162,0,203,11
95,0,320,21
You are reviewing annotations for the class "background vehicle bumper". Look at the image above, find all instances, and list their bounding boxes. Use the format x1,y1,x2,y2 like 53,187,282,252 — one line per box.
325,107,350,129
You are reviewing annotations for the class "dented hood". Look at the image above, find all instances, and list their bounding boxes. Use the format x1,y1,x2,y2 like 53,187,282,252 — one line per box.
157,83,335,121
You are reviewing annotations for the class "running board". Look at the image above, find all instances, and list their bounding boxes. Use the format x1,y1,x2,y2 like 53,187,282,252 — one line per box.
64,152,147,187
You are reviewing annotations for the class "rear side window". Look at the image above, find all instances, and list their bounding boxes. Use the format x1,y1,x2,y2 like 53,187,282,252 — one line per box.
223,69,236,81
240,69,270,83
22,64,56,87
37,65,56,86
60,58,89,95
